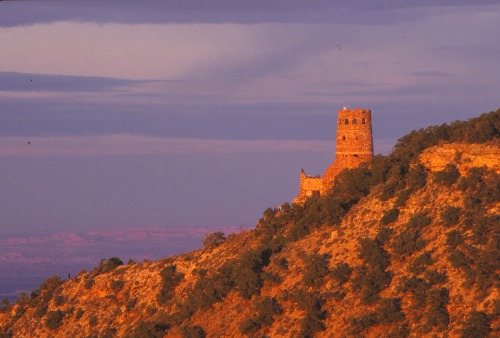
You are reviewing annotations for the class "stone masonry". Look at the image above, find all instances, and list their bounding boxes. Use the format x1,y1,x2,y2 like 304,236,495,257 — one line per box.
293,107,374,204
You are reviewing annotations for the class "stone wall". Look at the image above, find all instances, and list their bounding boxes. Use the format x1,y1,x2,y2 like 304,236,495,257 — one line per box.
293,170,323,204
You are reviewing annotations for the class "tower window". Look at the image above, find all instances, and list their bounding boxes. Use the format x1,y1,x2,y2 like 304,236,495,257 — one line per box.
353,154,359,157
362,118,366,124
344,119,349,124
352,118,357,124
342,135,346,140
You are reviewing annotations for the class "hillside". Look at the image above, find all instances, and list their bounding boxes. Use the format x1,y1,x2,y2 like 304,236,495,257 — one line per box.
1,109,499,337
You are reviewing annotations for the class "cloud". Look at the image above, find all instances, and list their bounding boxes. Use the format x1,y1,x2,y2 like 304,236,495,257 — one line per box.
0,134,333,157
409,71,455,77
0,71,170,92
1,1,497,27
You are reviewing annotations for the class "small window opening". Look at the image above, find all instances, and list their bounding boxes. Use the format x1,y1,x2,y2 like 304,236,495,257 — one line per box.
342,135,346,140
362,118,366,124
344,119,349,124
352,118,357,124
353,154,359,157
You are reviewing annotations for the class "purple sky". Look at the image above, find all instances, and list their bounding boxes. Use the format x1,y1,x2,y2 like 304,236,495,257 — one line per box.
1,1,500,234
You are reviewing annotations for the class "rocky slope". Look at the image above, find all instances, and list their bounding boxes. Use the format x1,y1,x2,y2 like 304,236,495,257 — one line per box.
1,110,499,337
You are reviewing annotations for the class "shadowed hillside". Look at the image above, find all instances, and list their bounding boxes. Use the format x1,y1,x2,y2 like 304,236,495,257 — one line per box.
0,109,499,337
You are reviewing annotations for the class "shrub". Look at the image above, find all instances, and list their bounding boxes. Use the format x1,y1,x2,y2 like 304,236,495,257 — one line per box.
83,275,95,289
75,308,84,319
239,296,283,333
202,232,226,248
299,310,326,338
180,325,206,338
375,227,393,244
239,319,260,334
392,230,426,257
411,251,433,274
352,266,392,305
127,322,170,338
407,164,428,190
399,276,430,308
395,188,412,207
440,206,461,227
0,298,10,313
230,248,271,299
110,279,125,293
423,288,450,333
358,237,390,270
292,291,326,338
45,310,64,330
157,265,184,305
407,212,432,229
433,163,461,187
445,230,464,248
461,311,491,338
330,262,353,286
377,298,405,324
95,257,123,274
89,315,98,326
448,249,469,269
425,270,447,285
302,253,330,287
381,208,400,225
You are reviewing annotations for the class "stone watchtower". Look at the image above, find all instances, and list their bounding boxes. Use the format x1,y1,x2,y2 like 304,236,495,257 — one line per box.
322,107,373,192
293,107,373,204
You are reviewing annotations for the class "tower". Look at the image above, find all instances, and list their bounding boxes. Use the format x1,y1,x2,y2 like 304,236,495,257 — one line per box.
322,107,373,192
293,107,374,205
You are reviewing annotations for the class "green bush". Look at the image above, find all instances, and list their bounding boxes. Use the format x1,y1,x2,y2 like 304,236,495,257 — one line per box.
202,232,226,248
330,262,353,286
180,325,206,338
352,266,392,305
110,279,125,293
239,296,282,334
157,265,184,305
358,237,390,270
83,275,95,289
291,291,326,338
399,276,430,308
127,322,170,338
89,315,98,326
375,227,393,244
440,206,461,227
302,253,330,287
239,319,260,334
448,249,469,269
460,311,491,338
407,212,432,229
423,288,450,333
95,257,123,274
392,230,426,257
0,298,10,313
75,308,84,319
377,297,405,324
425,270,447,285
445,230,464,248
381,208,400,225
45,310,64,330
433,163,461,187
411,251,433,274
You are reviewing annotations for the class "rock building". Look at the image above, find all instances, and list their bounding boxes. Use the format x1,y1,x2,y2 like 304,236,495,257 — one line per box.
293,107,373,204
